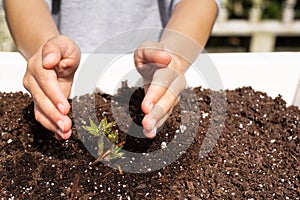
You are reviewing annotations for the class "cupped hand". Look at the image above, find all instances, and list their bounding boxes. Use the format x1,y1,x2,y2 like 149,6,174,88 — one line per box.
134,42,186,139
23,35,81,140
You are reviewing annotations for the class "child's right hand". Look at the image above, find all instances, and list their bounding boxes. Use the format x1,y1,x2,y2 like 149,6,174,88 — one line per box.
23,35,81,140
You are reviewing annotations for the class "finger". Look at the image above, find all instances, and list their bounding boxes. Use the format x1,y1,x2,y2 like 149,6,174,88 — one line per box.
35,106,72,140
41,39,75,111
134,43,174,110
155,97,180,129
29,58,70,115
35,94,72,134
42,41,62,69
42,36,80,69
35,101,72,139
142,89,179,139
55,133,63,140
145,88,178,127
134,44,172,92
142,107,171,139
34,105,62,139
135,46,172,67
141,82,166,115
40,36,80,114
137,63,155,93
143,107,174,139
26,74,72,135
141,69,185,114
141,64,176,94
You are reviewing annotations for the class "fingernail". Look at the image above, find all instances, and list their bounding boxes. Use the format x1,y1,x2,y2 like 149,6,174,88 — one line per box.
150,119,156,130
43,53,57,65
148,103,154,113
143,127,157,139
57,129,64,140
137,48,143,58
57,120,64,132
58,103,65,114
145,118,156,131
54,133,62,140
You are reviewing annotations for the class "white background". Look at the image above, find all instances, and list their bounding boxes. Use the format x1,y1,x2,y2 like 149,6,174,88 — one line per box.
1,52,300,106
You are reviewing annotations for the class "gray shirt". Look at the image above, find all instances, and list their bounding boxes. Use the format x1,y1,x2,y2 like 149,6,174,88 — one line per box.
45,0,220,53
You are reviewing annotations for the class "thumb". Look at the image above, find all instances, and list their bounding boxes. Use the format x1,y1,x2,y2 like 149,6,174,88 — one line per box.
42,42,62,69
140,47,172,68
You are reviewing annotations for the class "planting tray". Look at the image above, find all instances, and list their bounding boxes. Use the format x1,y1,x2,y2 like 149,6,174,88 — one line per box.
1,52,300,199
1,52,300,106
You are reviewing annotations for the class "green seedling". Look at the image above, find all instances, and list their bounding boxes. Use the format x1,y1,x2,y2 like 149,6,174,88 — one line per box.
82,117,124,162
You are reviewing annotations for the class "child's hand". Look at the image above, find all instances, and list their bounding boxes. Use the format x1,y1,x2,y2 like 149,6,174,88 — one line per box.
134,42,186,138
23,35,81,140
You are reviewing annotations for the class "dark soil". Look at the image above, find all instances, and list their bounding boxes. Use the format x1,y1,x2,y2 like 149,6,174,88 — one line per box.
0,85,299,199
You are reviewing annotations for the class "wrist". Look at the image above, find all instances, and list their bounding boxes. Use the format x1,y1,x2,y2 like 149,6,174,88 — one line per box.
159,41,190,74
23,33,60,60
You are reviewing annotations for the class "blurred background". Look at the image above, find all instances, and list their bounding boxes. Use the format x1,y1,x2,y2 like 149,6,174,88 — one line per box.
0,1,15,52
208,0,300,52
1,0,300,53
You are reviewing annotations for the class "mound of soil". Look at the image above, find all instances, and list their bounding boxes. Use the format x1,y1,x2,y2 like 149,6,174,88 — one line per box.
0,85,299,199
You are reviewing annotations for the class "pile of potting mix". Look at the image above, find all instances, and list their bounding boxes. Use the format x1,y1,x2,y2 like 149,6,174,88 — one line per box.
0,85,299,199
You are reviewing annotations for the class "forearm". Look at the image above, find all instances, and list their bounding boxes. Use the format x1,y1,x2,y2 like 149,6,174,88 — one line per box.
4,0,59,59
160,0,218,70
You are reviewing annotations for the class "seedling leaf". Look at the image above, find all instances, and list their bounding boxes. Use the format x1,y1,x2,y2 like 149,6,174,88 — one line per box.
82,117,123,162
82,119,100,136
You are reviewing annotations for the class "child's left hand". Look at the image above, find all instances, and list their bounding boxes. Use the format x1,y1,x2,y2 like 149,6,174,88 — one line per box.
134,41,186,138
